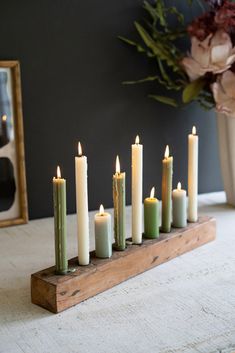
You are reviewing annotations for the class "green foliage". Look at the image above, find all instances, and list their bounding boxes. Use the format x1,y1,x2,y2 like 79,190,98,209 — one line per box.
119,0,215,110
148,95,178,107
182,78,206,104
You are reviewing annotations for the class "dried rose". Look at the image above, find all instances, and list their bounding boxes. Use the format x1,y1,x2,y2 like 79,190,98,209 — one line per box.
187,11,217,41
215,0,235,32
182,30,235,81
212,70,235,117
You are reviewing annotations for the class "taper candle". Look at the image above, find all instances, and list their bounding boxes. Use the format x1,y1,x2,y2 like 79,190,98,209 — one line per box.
113,155,126,250
95,204,112,258
161,145,173,233
144,187,160,238
75,142,90,265
172,182,187,228
188,126,198,222
132,135,143,244
53,166,68,274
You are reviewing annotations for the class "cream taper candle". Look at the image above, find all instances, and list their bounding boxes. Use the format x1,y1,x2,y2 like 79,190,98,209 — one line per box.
75,142,90,265
131,135,143,244
161,145,173,233
188,126,198,222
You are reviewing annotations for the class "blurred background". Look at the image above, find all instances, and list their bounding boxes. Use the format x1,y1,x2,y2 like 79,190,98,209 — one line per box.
0,0,222,219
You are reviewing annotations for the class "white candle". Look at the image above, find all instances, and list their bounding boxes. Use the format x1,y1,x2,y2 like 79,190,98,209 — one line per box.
131,135,143,244
75,142,89,265
188,126,198,222
172,182,187,228
95,204,112,259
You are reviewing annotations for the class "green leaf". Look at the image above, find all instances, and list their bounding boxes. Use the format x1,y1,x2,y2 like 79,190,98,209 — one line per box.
123,76,160,85
118,36,145,53
167,6,184,24
134,21,179,69
148,95,178,107
182,79,206,104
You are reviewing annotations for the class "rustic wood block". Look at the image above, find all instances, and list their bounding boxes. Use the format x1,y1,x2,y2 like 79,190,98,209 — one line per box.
31,216,216,313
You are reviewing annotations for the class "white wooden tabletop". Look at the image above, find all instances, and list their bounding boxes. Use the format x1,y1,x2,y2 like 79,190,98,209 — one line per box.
0,192,235,353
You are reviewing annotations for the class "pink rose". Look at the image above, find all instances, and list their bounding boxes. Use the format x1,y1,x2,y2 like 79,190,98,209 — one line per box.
212,70,235,117
182,30,235,81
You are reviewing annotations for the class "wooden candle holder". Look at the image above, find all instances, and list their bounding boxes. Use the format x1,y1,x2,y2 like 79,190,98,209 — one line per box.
31,216,216,313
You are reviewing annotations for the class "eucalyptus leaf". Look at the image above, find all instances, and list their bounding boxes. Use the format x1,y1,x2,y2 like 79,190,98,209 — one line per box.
182,79,206,104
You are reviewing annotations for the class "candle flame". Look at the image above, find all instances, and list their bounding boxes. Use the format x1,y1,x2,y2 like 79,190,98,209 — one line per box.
116,155,120,174
177,182,181,190
135,135,140,144
57,166,61,179
78,142,82,156
99,204,104,215
192,126,196,135
2,115,7,122
150,187,155,199
164,145,169,159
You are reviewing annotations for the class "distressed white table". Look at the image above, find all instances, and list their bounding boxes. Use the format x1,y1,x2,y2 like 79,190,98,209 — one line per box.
0,192,235,353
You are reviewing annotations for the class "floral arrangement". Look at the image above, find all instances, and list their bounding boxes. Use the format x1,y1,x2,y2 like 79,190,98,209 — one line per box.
119,0,235,116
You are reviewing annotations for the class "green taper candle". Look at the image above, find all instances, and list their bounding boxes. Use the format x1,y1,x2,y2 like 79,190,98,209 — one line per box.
113,155,126,251
53,166,68,275
161,145,173,233
172,182,187,228
144,187,160,238
95,204,112,258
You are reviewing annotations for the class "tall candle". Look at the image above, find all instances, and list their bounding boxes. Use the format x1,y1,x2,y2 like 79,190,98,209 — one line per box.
172,182,187,228
144,187,160,238
132,135,143,244
113,155,126,251
188,126,198,222
161,145,173,233
53,166,68,274
95,204,112,258
75,142,90,265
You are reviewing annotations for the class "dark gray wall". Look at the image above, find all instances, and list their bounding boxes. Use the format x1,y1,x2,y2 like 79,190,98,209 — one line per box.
0,0,222,219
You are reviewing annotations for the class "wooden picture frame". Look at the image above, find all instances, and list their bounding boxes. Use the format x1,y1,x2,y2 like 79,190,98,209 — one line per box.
0,61,28,227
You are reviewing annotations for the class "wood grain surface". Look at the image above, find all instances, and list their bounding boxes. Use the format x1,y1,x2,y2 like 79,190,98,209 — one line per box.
31,216,216,313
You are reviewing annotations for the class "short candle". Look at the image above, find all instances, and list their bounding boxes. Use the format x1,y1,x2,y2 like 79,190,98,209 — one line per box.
161,145,173,233
53,166,68,275
113,155,126,251
144,187,160,239
95,204,112,259
172,182,187,228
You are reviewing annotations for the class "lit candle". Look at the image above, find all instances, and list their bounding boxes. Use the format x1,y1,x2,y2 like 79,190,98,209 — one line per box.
144,187,160,239
113,155,126,250
95,204,112,258
161,145,173,233
132,135,143,244
1,115,9,145
188,126,198,222
53,166,68,274
172,182,187,228
75,142,89,265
